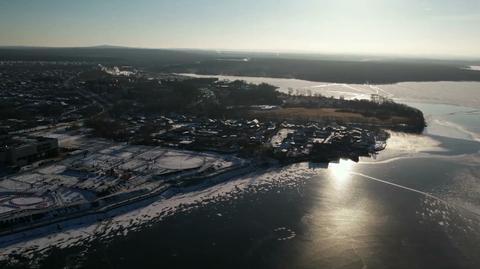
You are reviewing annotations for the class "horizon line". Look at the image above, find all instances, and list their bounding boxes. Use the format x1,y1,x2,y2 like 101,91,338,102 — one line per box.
1,44,480,61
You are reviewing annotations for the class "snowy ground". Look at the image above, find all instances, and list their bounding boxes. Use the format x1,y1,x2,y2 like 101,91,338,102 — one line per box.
0,132,244,244
270,129,295,147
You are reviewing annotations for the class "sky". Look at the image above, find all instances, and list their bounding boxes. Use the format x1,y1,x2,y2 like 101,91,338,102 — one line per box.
1,0,479,58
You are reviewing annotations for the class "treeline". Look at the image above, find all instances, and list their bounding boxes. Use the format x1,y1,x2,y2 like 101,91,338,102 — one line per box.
3,47,479,84
85,117,129,141
162,58,480,84
338,99,425,132
96,77,282,117
218,81,281,106
282,94,425,132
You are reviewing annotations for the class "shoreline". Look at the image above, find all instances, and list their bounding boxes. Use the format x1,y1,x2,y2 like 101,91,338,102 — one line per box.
0,161,258,247
178,73,480,109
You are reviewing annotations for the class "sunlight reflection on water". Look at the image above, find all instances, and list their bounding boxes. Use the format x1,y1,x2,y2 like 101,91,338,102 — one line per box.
328,159,355,189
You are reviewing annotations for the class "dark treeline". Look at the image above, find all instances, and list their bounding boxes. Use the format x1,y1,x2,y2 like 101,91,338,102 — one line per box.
86,117,129,141
1,47,480,84
282,94,425,132
0,47,210,66
339,100,425,132
87,76,282,118
163,58,480,84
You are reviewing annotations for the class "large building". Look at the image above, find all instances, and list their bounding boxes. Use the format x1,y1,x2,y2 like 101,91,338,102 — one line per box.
0,136,58,166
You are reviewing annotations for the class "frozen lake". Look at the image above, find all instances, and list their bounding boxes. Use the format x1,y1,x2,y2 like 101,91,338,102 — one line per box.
1,76,480,269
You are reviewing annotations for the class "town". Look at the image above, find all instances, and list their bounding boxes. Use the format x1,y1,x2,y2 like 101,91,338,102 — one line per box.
0,61,424,236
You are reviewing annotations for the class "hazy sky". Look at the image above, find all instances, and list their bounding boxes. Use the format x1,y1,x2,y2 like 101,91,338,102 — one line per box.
1,0,479,58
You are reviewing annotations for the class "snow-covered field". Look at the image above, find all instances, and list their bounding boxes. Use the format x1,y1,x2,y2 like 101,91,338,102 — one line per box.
10,197,45,206
0,134,244,252
155,152,206,170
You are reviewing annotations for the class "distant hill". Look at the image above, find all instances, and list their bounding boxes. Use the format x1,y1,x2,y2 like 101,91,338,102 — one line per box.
1,47,480,84
85,45,131,49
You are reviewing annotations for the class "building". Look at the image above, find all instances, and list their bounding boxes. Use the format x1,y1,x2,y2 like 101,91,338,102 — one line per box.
0,136,58,166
